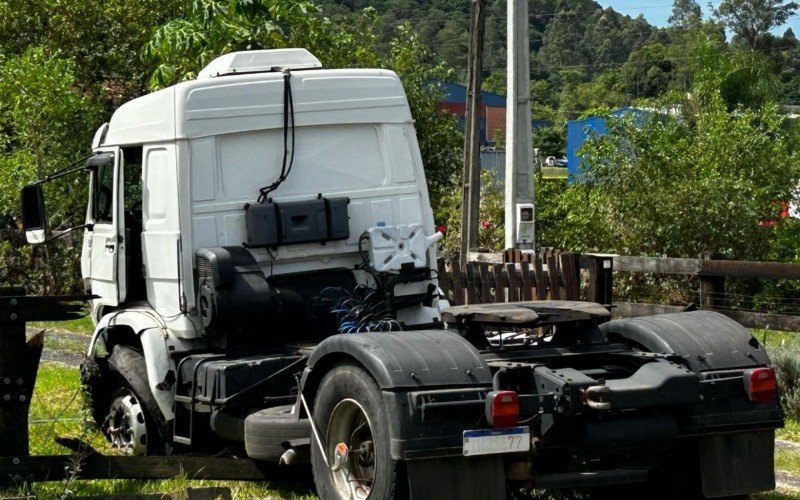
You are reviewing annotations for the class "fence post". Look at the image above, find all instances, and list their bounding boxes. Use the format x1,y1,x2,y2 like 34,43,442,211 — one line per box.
0,288,42,458
586,254,614,306
699,252,726,309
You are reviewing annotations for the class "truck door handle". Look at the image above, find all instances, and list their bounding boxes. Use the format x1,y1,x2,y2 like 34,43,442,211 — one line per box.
105,243,116,251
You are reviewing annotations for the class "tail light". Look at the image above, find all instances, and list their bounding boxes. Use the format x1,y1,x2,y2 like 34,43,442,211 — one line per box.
744,367,776,404
485,390,519,428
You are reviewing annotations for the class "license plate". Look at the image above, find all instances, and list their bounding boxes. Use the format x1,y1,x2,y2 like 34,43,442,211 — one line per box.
463,426,530,456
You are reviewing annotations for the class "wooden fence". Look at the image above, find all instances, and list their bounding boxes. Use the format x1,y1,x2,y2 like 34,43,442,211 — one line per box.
609,254,800,332
437,250,583,305
439,251,800,333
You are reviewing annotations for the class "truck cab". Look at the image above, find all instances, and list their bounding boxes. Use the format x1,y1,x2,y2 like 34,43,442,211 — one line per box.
20,49,782,500
82,48,442,330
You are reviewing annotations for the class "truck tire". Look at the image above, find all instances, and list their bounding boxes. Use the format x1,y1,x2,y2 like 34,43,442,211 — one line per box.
104,345,170,455
311,363,403,500
80,354,112,430
244,405,310,461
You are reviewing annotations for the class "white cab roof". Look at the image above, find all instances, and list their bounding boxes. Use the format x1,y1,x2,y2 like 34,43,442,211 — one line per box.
102,56,412,146
197,49,322,79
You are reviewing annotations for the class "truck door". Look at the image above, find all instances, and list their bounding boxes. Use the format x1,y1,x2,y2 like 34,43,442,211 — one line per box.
85,148,126,307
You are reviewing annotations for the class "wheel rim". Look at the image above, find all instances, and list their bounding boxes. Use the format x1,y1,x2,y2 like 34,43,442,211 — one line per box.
105,390,148,455
326,398,376,499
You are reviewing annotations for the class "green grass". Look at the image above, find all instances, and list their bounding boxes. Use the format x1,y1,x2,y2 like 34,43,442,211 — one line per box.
756,490,800,499
41,332,89,353
18,476,315,499
540,167,569,180
29,314,94,336
8,361,316,499
779,419,800,443
777,447,800,476
755,328,800,350
28,363,108,456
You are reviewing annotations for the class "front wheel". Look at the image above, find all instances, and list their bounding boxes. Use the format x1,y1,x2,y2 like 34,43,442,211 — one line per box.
86,345,170,455
311,364,403,499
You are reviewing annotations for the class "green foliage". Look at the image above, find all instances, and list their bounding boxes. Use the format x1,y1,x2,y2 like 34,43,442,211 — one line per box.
669,0,703,29
0,47,99,236
143,0,356,88
688,34,780,109
439,170,506,253
620,43,676,99
569,100,797,259
541,37,799,262
533,124,567,158
714,0,799,49
0,0,182,106
558,71,629,118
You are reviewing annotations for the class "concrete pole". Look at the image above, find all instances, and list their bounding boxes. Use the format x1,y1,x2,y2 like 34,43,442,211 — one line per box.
505,0,535,250
460,0,485,261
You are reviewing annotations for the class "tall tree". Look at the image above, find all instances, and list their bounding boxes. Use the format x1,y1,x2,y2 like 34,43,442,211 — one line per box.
714,0,799,49
668,0,702,28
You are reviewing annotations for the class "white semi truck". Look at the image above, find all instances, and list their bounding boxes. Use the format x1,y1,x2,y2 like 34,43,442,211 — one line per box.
20,49,782,499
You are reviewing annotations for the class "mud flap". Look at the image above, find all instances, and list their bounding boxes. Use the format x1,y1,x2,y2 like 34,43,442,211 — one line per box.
699,430,775,498
406,456,505,500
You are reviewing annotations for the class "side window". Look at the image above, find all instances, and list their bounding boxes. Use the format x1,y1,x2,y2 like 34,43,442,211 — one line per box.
122,146,143,216
94,162,115,223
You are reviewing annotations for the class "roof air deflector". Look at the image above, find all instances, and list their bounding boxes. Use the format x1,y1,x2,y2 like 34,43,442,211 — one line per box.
197,49,322,79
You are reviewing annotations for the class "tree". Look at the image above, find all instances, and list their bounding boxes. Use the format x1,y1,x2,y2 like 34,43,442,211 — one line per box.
688,34,779,109
668,0,703,28
0,47,102,293
0,0,185,107
558,71,628,118
0,47,100,222
714,0,799,49
621,42,676,98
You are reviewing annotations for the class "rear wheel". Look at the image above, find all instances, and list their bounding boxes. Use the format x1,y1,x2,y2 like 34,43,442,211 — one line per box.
311,364,402,499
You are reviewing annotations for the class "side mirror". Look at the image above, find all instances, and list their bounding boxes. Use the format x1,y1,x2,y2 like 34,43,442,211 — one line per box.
20,184,49,244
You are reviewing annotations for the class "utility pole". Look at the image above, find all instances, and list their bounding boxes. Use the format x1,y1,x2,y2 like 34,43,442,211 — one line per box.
505,0,535,250
460,0,485,261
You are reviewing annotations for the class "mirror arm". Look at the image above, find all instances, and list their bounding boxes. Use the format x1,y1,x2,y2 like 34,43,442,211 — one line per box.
40,223,95,245
37,158,94,184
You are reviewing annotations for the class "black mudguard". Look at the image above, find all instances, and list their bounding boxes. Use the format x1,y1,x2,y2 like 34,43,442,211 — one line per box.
305,329,492,390
303,330,504,497
600,310,770,371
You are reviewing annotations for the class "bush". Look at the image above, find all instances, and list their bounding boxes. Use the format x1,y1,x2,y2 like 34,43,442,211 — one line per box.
770,341,800,420
438,169,505,253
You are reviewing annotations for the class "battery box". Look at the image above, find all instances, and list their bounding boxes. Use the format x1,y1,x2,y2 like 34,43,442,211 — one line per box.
244,196,350,247
178,354,302,405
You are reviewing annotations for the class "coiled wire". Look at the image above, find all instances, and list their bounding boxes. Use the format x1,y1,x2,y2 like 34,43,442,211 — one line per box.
320,286,401,333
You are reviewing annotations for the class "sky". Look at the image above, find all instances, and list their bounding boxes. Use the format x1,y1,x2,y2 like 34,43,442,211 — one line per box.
595,0,800,35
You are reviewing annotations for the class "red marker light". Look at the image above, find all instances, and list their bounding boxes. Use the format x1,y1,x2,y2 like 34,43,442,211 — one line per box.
486,390,519,428
744,367,776,404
